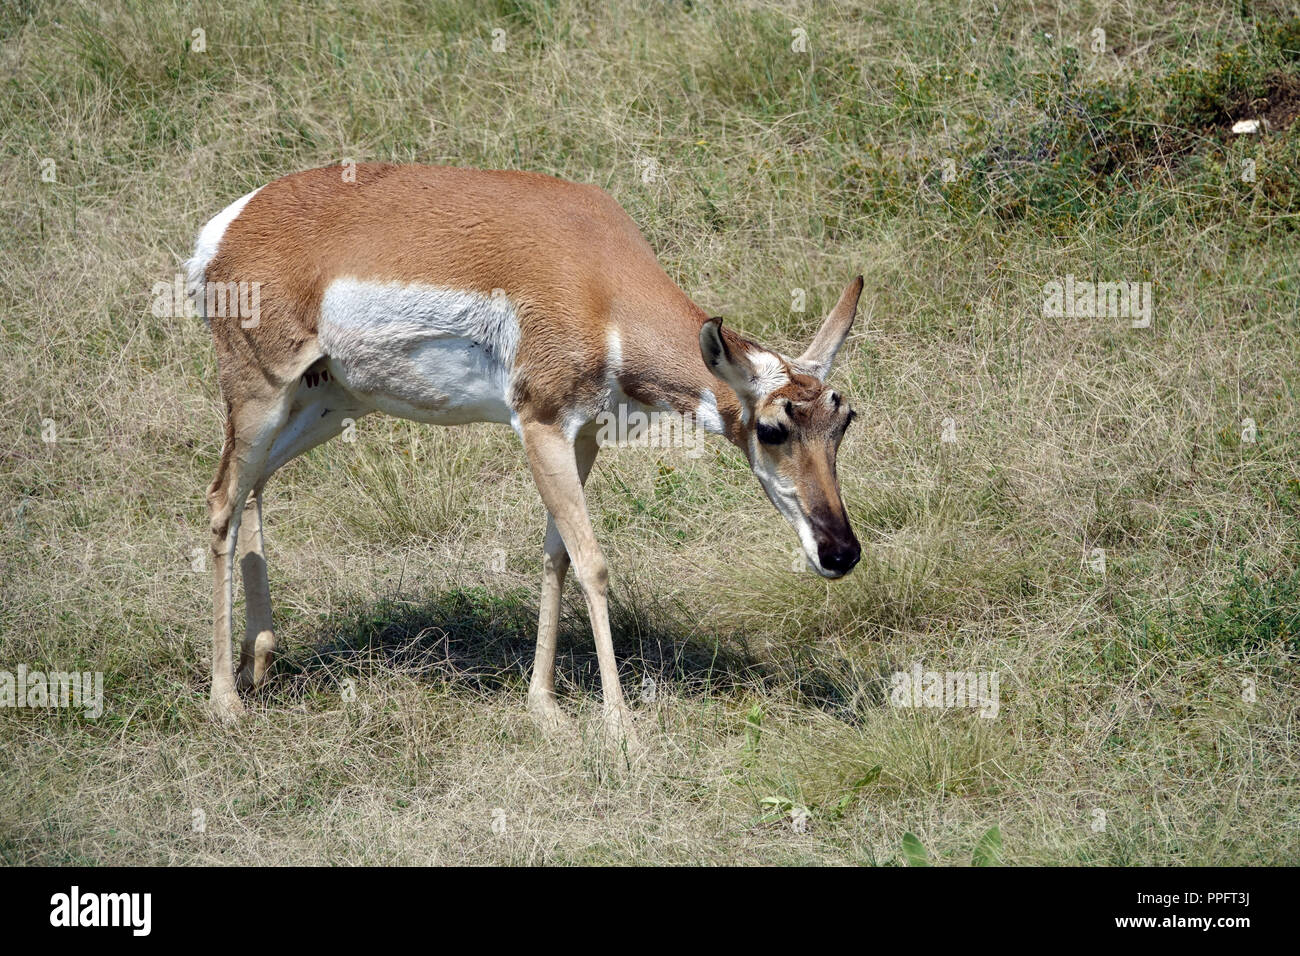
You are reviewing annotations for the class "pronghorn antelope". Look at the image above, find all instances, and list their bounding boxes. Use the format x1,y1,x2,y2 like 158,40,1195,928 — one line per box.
190,163,863,737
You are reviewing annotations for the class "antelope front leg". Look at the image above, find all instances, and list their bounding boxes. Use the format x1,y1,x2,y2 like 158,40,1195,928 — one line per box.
528,434,598,731
522,422,633,743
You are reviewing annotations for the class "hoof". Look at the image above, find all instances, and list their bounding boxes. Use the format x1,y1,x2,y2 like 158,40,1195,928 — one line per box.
236,632,275,691
602,704,638,749
209,690,245,725
527,692,572,735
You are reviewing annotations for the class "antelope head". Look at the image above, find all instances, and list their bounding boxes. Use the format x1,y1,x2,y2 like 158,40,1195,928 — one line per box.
700,276,864,579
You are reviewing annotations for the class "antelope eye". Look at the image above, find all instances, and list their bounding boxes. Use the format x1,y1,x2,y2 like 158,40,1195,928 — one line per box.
756,421,789,446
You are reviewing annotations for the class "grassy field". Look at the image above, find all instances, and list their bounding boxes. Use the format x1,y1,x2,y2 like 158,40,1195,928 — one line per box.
2,0,1298,865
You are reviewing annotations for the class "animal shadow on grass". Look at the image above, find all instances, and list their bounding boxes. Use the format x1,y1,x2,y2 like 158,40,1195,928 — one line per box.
266,582,867,719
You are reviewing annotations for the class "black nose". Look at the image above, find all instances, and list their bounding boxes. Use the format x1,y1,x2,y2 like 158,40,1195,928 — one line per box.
818,538,861,576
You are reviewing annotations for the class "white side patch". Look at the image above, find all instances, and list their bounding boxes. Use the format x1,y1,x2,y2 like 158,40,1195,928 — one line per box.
567,329,620,441
604,326,623,394
185,187,263,318
600,324,625,417
318,278,520,427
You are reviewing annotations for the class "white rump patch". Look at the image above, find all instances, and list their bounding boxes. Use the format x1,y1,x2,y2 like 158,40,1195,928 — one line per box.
185,187,262,319
318,278,520,428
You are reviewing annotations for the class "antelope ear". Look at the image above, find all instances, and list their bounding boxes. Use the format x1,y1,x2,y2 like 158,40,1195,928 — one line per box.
796,275,863,380
700,317,760,402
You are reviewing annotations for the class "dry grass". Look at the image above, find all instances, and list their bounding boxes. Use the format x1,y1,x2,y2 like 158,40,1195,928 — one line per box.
1,0,1298,865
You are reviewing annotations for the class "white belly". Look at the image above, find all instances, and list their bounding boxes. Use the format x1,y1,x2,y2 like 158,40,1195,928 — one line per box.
318,278,519,428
